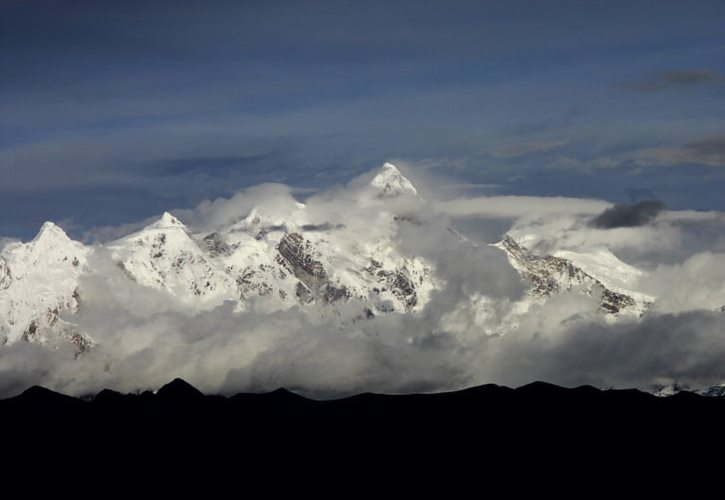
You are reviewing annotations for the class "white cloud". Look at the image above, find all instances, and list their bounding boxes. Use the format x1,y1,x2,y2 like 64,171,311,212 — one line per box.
0,237,19,251
435,195,608,220
3,167,725,397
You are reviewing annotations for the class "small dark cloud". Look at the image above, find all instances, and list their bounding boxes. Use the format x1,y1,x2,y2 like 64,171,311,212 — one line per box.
658,69,722,85
683,136,725,164
300,223,345,232
614,69,724,92
590,200,664,229
636,135,725,167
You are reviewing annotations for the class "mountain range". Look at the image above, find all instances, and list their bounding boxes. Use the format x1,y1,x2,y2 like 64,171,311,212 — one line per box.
0,162,661,355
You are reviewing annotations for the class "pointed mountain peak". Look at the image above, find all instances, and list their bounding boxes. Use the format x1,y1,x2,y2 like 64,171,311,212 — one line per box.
494,234,520,249
156,378,204,399
370,162,418,197
13,385,81,405
93,388,125,404
31,221,71,244
147,212,186,230
264,387,309,401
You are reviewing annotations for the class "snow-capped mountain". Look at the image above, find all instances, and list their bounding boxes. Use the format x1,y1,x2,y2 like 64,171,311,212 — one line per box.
0,162,658,354
0,222,91,352
108,212,238,307
0,163,438,352
652,382,725,398
494,235,652,317
369,162,419,198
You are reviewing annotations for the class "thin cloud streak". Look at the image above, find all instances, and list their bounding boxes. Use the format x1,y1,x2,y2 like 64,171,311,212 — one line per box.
614,69,725,92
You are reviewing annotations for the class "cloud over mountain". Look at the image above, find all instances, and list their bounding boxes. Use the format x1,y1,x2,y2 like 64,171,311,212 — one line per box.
1,163,725,398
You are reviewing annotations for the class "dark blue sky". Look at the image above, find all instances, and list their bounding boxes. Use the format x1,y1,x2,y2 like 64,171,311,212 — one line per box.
2,0,725,239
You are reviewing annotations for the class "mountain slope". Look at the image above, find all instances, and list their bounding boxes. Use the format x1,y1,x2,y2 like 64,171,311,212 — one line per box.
108,212,238,307
494,235,651,317
0,222,91,351
0,164,440,351
0,163,659,354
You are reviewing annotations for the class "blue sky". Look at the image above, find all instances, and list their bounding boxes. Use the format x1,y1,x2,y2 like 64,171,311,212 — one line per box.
2,0,725,239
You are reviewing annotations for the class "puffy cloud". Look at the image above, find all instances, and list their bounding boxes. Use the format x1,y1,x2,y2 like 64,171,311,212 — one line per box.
3,169,725,398
435,195,608,220
485,310,725,390
0,237,19,251
172,183,302,233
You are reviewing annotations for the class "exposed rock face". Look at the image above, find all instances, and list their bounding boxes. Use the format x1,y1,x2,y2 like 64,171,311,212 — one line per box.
364,259,420,311
21,312,91,358
0,165,440,352
276,233,350,305
0,257,11,290
202,232,232,257
277,233,328,282
496,235,646,316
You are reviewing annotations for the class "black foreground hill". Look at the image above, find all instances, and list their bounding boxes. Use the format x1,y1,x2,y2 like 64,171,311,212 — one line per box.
3,379,724,492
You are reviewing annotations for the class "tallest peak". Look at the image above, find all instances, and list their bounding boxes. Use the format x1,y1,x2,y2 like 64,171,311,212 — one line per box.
160,212,182,225
147,212,186,230
370,162,418,197
31,221,71,244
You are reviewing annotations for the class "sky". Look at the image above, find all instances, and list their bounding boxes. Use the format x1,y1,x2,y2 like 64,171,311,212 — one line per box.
2,0,725,240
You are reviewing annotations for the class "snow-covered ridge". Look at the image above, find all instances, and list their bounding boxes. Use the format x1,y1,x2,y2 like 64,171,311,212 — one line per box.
0,162,667,355
494,235,652,317
0,222,91,351
0,163,438,352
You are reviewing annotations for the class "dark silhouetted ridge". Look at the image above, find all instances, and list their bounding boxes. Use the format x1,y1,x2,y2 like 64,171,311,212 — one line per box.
9,385,83,407
263,387,309,401
156,377,205,400
2,378,725,493
93,388,125,404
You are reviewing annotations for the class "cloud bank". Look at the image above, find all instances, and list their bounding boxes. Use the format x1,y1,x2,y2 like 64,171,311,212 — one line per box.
2,166,725,398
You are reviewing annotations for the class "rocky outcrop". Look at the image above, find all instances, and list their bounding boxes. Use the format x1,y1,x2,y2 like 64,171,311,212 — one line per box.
277,233,327,282
20,308,92,358
0,257,10,290
202,232,232,257
497,236,644,316
276,232,350,304
365,259,419,311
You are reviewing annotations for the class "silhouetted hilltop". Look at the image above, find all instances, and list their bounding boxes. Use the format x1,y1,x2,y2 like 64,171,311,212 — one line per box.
156,377,205,400
2,378,723,411
2,379,723,493
9,385,84,407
